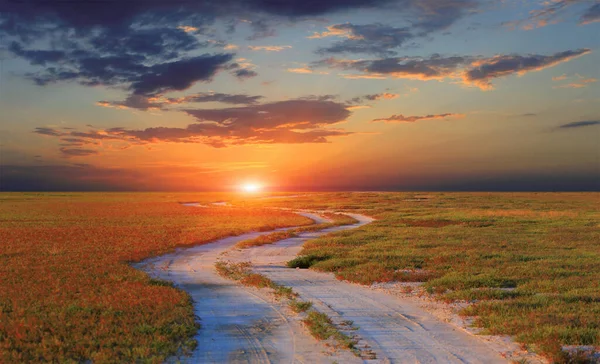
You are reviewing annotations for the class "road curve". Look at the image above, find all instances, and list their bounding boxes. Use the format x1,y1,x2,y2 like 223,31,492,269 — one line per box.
136,207,508,363
223,213,508,364
135,211,360,363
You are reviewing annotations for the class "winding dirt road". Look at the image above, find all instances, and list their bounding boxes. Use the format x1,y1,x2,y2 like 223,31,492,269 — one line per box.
137,208,509,363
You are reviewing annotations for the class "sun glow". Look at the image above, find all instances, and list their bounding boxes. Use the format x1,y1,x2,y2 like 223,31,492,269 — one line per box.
241,183,262,193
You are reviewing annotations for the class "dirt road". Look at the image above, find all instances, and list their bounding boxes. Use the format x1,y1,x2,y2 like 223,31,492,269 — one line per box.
137,209,509,363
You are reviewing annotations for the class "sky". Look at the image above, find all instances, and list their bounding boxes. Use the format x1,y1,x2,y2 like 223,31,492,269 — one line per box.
0,0,598,191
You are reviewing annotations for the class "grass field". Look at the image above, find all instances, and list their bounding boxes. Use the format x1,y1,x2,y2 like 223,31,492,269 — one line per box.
0,193,312,363
244,192,600,362
1,192,598,363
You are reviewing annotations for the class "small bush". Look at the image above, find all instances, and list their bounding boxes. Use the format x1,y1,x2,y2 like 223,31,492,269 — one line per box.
289,299,313,313
287,254,329,269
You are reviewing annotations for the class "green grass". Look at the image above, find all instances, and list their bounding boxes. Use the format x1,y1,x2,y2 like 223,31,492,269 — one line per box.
246,192,600,363
302,311,359,354
288,299,313,313
215,260,298,299
215,260,361,356
234,213,358,250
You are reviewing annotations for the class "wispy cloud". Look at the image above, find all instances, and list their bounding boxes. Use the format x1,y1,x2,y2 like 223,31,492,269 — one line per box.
558,120,600,129
248,45,292,52
552,75,598,89
372,113,465,123
97,92,264,111
35,98,358,150
315,49,592,89
552,74,568,81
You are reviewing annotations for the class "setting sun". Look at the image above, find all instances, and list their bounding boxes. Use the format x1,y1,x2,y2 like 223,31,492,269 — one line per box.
241,183,262,193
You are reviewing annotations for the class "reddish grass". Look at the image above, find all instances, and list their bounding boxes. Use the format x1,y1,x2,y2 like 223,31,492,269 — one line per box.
0,193,311,362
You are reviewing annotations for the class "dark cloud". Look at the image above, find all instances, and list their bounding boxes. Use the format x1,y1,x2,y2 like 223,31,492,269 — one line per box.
372,113,464,123
298,94,339,102
464,49,591,89
233,68,259,80
314,23,415,56
97,95,165,111
348,92,399,104
559,120,600,129
9,41,64,65
413,0,478,33
505,0,596,29
175,93,263,105
34,98,355,149
98,92,264,111
314,49,592,89
313,54,471,80
33,127,62,136
311,0,478,55
59,147,99,157
184,99,350,130
580,3,600,24
1,0,486,93
132,54,234,94
60,138,94,145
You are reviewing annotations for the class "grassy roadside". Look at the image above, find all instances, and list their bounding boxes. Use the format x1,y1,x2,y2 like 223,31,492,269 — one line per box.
215,260,362,356
234,212,358,249
251,192,600,363
0,193,313,363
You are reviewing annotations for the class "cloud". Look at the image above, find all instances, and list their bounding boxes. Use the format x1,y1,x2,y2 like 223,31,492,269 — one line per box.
552,75,597,89
364,92,399,100
341,74,387,79
184,99,350,130
9,42,65,66
177,26,200,33
464,49,592,89
580,3,600,24
558,120,600,129
314,49,592,89
313,23,415,56
508,0,592,30
553,78,598,88
171,92,264,105
372,113,465,123
97,92,264,111
132,54,235,95
248,45,292,52
34,98,356,149
287,66,328,75
97,95,165,111
233,68,258,80
552,74,568,81
314,54,471,81
288,67,314,74
59,147,99,157
34,127,63,136
1,0,485,94
347,92,399,104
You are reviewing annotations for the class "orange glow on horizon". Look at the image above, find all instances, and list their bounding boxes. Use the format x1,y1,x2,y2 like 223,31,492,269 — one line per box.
241,182,262,193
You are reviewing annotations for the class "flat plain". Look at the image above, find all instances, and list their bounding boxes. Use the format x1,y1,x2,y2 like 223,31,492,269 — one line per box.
1,192,598,363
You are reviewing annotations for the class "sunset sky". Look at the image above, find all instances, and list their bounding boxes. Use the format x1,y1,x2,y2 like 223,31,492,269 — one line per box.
1,0,598,191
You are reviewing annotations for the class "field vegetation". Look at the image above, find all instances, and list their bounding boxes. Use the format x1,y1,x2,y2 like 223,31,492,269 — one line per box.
214,261,360,355
246,192,600,362
234,212,358,249
0,192,312,363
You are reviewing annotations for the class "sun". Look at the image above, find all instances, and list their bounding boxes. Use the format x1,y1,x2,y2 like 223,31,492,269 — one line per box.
241,183,262,193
